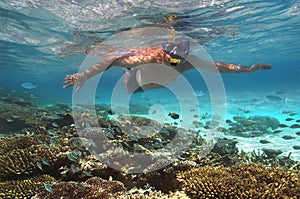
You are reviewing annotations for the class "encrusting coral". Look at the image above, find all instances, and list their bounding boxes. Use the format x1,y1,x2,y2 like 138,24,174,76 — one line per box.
177,163,300,199
0,174,55,199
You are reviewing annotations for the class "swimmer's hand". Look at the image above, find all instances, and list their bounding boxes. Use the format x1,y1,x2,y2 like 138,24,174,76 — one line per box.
250,63,271,72
63,73,85,92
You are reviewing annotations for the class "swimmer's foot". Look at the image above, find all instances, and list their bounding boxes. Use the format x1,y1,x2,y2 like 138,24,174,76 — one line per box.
63,73,84,92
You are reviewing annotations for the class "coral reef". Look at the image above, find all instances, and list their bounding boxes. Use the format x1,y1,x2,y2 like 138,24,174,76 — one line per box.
33,177,126,199
177,163,300,199
0,96,300,199
0,175,55,199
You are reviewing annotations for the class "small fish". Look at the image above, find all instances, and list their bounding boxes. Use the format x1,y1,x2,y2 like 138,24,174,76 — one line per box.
168,112,179,119
44,184,53,193
30,94,39,99
11,114,20,119
296,120,300,123
260,140,271,144
44,143,51,150
289,113,297,116
67,155,77,162
107,110,115,115
32,112,37,119
285,118,294,121
193,90,205,97
88,139,97,147
290,124,300,129
51,122,59,128
37,138,44,144
47,129,57,136
49,138,58,145
36,162,43,171
293,146,300,150
6,118,13,123
21,82,38,89
77,182,85,190
282,135,295,140
225,119,232,124
296,131,300,136
278,124,288,128
128,134,139,142
266,95,282,102
282,110,293,114
83,171,93,177
273,130,282,134
41,157,50,166
70,164,78,172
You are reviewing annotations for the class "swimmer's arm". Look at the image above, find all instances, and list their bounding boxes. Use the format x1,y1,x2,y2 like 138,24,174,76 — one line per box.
215,62,271,73
63,57,118,92
182,55,271,73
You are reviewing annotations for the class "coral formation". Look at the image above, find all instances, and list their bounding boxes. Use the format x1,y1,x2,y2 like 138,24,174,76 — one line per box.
177,163,300,199
0,175,55,199
0,135,69,180
120,189,189,199
33,177,126,199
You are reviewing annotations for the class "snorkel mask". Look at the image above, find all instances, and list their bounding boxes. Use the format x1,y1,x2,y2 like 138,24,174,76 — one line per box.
162,39,190,66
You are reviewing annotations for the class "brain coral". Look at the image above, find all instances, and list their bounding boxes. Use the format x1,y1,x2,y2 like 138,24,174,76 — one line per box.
177,164,300,199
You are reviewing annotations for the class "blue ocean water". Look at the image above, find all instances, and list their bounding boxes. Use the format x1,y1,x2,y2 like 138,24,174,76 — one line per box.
1,0,300,160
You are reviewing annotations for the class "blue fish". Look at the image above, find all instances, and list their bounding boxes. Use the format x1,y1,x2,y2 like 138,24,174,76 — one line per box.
41,157,50,166
168,112,179,119
44,184,53,193
193,90,205,97
36,162,43,171
77,182,85,190
49,138,58,145
83,171,93,177
21,82,38,89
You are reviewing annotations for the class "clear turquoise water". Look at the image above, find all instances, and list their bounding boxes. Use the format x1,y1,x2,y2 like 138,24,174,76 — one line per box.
1,1,300,158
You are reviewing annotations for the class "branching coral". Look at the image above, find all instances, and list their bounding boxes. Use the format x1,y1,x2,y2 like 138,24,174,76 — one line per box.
177,163,300,199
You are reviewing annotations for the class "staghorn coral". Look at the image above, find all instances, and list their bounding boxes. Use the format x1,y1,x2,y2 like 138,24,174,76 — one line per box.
0,174,56,199
33,177,126,199
177,163,300,199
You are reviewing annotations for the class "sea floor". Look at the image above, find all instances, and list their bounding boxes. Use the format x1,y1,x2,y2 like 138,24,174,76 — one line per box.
95,87,300,161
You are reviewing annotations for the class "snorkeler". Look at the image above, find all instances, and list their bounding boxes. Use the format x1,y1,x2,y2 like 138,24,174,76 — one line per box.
63,39,271,93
